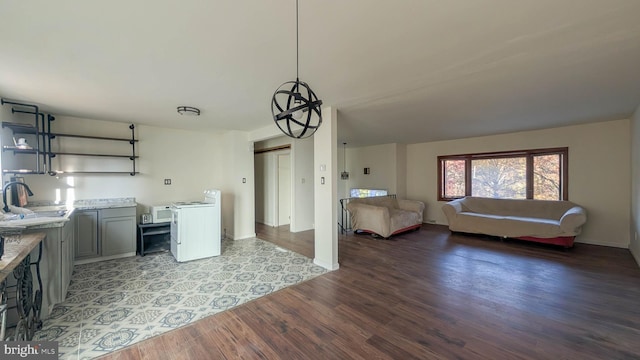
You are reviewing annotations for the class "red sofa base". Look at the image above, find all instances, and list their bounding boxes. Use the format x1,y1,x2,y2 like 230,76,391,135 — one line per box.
355,224,422,239
514,235,575,248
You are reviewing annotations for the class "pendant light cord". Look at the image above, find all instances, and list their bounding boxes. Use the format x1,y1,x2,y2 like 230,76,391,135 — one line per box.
343,142,347,171
296,0,299,81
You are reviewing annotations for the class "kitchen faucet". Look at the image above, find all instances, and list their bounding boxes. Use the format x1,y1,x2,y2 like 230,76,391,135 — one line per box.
2,181,34,213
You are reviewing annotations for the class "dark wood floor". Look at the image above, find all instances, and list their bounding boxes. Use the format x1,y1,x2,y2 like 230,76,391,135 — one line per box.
101,224,640,359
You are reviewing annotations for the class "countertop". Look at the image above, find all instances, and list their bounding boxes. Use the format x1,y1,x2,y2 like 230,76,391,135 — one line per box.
28,197,137,211
0,198,137,229
0,232,46,282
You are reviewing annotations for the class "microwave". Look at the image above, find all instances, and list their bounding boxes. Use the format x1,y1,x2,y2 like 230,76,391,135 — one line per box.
150,205,172,223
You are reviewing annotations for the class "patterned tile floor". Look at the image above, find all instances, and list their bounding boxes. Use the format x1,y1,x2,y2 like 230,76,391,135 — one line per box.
32,237,327,359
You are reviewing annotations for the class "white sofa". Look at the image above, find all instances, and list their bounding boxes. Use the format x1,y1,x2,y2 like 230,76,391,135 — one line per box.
346,196,425,238
442,196,587,247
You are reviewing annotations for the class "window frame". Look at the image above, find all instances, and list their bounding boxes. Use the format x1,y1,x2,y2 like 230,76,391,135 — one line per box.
437,147,568,201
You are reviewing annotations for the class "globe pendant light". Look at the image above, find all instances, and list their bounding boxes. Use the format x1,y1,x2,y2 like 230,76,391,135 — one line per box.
271,0,323,139
341,142,349,180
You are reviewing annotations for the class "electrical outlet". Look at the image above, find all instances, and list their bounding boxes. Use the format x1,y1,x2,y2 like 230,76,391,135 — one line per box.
164,179,171,185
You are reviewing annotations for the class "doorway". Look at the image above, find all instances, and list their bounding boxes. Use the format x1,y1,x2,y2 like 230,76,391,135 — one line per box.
254,146,292,228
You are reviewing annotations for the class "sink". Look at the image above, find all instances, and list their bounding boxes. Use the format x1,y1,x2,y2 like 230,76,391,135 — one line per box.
3,210,67,221
0,209,69,228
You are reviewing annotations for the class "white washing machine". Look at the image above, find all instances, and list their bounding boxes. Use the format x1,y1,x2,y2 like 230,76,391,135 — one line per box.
170,189,221,262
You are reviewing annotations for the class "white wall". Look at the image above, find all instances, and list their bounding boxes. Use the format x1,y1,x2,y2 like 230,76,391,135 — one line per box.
0,111,257,241
314,107,339,270
406,119,631,248
337,144,349,200
291,138,314,231
340,143,408,198
255,136,291,149
347,143,397,195
630,105,640,264
5,116,226,206
219,131,255,240
396,144,407,199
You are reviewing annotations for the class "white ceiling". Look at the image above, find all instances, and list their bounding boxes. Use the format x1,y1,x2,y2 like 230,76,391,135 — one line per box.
1,0,639,147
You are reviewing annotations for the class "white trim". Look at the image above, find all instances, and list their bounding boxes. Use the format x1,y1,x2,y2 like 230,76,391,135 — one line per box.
75,252,136,265
575,238,629,249
233,232,257,240
631,247,640,267
314,258,340,270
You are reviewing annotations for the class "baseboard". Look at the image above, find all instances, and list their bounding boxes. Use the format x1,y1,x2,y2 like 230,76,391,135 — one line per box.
314,258,339,270
75,252,136,265
630,238,640,267
426,224,630,249
574,238,629,249
233,233,257,240
290,225,314,232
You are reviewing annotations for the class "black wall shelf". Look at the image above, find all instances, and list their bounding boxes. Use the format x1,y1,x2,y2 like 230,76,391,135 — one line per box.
1,99,139,176
49,152,139,159
1,122,38,134
49,171,140,175
2,146,43,154
2,170,42,175
48,132,139,142
1,99,44,174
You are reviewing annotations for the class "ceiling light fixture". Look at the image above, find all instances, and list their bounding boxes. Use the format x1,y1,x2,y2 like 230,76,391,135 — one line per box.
271,0,323,139
177,106,200,116
341,142,349,180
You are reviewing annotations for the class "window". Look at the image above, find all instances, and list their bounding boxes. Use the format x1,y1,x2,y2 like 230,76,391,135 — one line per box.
438,147,568,201
350,188,388,198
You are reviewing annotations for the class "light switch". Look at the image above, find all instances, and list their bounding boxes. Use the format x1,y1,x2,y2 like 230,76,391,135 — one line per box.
321,177,325,184
320,164,326,171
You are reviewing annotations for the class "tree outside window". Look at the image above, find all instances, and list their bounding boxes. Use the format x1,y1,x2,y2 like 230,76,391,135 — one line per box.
438,148,567,201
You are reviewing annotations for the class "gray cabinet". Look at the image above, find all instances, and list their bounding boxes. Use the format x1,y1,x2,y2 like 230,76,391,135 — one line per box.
60,215,74,298
101,207,136,256
74,207,136,261
24,218,74,319
74,210,99,259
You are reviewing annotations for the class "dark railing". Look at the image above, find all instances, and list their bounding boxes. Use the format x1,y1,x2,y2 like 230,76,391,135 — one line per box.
339,194,397,234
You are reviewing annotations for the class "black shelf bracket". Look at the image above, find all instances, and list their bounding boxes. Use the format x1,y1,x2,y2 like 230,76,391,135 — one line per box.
1,99,42,174
46,115,56,175
130,124,136,176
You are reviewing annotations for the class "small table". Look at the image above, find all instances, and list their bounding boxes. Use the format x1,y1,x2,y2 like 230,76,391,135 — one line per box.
137,223,171,256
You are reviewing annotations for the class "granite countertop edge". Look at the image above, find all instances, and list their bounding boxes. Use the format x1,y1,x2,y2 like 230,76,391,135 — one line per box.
28,197,137,210
0,198,137,230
